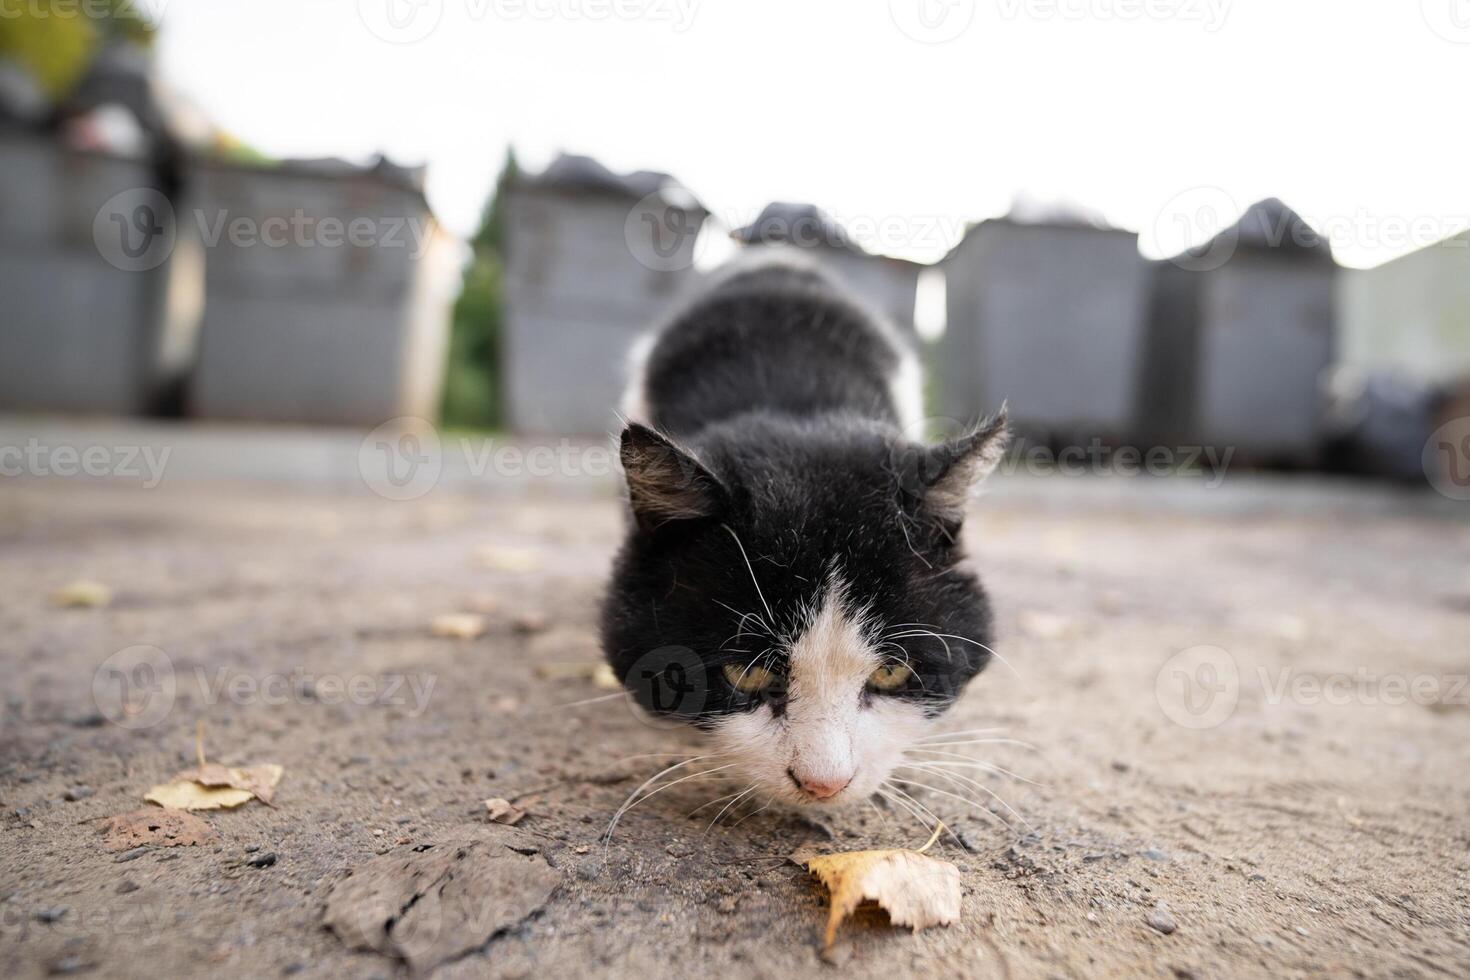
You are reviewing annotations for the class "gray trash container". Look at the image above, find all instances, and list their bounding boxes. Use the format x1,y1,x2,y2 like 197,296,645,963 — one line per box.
0,131,178,415
936,218,1150,441
186,158,456,426
1141,199,1334,465
730,203,921,331
501,154,707,435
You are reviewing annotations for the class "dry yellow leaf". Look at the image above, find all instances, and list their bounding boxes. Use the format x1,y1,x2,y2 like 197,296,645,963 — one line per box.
474,545,543,573
483,797,526,825
796,825,962,950
172,762,285,806
52,579,112,608
534,662,620,690
146,779,254,810
431,612,488,639
146,725,284,810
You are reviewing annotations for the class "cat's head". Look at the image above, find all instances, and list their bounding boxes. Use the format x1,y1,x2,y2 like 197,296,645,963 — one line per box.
601,410,1009,808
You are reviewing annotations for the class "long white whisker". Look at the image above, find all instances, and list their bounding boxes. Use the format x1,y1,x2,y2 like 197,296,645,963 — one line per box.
899,763,1034,827
705,785,758,833
909,738,1036,752
917,727,1008,740
729,799,772,828
891,777,1027,835
556,690,630,709
880,784,962,847
721,524,775,627
902,751,1039,785
876,786,934,833
604,757,729,845
886,630,1024,681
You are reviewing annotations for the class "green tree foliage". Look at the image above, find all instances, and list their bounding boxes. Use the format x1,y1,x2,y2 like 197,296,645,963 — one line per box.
439,147,519,430
0,0,155,98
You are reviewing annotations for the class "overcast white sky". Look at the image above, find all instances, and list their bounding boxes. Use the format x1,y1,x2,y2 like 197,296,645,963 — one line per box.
153,0,1470,268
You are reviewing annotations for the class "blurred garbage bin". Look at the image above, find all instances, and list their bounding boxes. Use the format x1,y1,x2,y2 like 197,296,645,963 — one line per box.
1141,199,1335,466
936,217,1151,442
0,129,181,415
729,202,922,332
186,158,457,426
500,154,708,435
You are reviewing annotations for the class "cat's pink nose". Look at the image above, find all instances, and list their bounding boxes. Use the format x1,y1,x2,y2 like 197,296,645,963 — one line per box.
788,767,851,800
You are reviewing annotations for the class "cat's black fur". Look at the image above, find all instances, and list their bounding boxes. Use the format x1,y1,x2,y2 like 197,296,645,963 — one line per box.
601,258,1006,728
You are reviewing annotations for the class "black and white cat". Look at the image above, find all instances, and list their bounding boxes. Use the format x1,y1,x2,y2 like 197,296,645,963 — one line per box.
602,254,1008,811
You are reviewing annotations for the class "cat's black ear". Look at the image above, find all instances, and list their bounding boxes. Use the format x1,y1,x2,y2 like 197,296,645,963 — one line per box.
619,423,725,530
920,407,1010,527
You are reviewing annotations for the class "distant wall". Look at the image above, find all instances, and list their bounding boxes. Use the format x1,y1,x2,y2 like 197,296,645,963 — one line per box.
1337,233,1470,386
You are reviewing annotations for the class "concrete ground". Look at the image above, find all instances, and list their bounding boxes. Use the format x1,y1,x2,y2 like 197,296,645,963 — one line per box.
2,455,1469,978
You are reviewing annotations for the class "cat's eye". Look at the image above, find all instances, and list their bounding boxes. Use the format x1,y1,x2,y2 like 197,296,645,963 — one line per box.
867,663,913,692
722,662,777,694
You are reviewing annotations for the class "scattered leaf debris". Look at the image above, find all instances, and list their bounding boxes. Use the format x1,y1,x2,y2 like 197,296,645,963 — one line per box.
483,798,526,825
475,545,543,573
430,612,489,640
100,808,218,851
144,723,284,811
323,841,559,973
51,579,112,608
534,662,620,690
795,825,963,952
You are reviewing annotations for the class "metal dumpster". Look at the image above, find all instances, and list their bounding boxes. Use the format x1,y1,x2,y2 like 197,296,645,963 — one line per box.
1141,199,1335,465
936,218,1151,441
0,130,180,415
186,158,456,426
500,154,708,435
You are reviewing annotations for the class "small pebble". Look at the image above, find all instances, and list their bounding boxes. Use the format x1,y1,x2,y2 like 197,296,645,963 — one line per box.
114,847,150,863
62,786,93,802
246,852,278,869
1142,848,1169,862
35,906,70,923
244,844,261,853
116,880,139,895
1146,908,1178,935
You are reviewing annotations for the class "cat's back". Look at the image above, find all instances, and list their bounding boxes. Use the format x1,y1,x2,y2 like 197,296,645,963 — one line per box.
625,254,921,439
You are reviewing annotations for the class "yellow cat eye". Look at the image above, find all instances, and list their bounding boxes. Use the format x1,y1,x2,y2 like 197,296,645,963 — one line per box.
722,662,777,694
867,663,913,691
